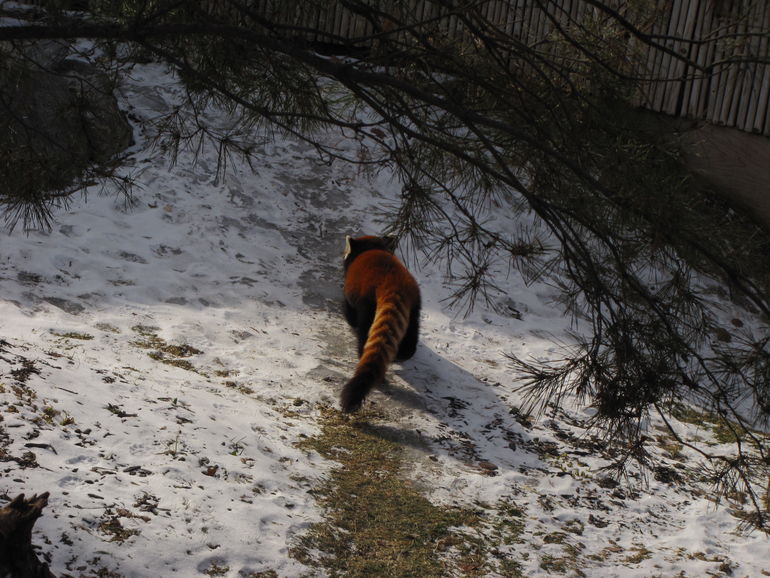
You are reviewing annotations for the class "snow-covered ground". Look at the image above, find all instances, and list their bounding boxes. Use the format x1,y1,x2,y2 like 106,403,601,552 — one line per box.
1,61,768,577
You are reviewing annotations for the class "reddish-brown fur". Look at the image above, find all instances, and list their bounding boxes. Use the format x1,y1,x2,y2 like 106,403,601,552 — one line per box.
341,236,421,412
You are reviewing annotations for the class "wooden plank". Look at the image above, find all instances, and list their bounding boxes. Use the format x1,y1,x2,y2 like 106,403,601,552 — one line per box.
682,0,712,119
654,0,674,111
660,0,683,113
646,0,673,110
543,0,567,59
548,0,570,60
422,0,441,39
717,0,742,126
723,0,746,126
338,2,351,42
655,0,684,113
667,0,699,115
528,0,541,44
447,3,461,50
735,3,757,131
497,0,516,68
698,0,722,119
487,0,503,41
759,2,770,136
511,0,526,42
480,0,494,26
320,2,336,44
516,0,530,45
680,0,702,115
500,0,516,40
762,67,770,136
633,0,652,108
707,0,733,124
568,0,581,23
667,0,689,112
389,0,405,50
491,0,505,30
677,0,698,116
348,3,365,41
324,2,339,40
639,0,661,109
536,0,552,44
740,1,769,132
728,3,751,129
753,2,770,133
529,1,544,52
478,0,499,60
640,0,665,110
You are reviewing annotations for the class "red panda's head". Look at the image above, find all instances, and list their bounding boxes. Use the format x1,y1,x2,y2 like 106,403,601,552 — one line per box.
344,235,398,260
344,235,399,269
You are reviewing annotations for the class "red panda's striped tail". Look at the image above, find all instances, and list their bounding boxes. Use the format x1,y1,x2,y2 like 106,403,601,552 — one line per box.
340,293,409,413
340,362,386,413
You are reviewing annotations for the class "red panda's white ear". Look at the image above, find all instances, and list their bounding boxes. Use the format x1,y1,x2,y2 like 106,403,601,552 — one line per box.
344,235,352,259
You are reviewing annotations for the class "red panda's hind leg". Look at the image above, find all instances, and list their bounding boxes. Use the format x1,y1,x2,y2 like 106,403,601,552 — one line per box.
345,299,375,358
343,299,357,328
396,304,420,360
355,304,375,358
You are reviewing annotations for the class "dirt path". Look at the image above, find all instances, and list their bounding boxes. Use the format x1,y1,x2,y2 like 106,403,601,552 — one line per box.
640,112,770,231
679,123,770,231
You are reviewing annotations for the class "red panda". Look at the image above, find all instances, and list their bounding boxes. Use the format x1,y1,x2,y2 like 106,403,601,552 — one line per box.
341,235,421,413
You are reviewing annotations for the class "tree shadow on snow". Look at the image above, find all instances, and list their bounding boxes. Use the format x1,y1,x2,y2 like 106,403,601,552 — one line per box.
361,343,544,476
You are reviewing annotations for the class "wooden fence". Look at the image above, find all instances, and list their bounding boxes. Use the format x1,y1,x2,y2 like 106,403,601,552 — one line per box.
22,0,770,136
230,0,770,137
637,0,770,135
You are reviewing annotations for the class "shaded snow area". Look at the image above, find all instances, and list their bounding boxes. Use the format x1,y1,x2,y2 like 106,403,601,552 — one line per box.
1,62,768,577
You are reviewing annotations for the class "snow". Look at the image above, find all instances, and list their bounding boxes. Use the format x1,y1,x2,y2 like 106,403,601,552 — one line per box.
0,60,768,577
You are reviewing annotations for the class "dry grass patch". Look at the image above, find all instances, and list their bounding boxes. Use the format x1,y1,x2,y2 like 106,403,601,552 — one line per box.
293,406,523,577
